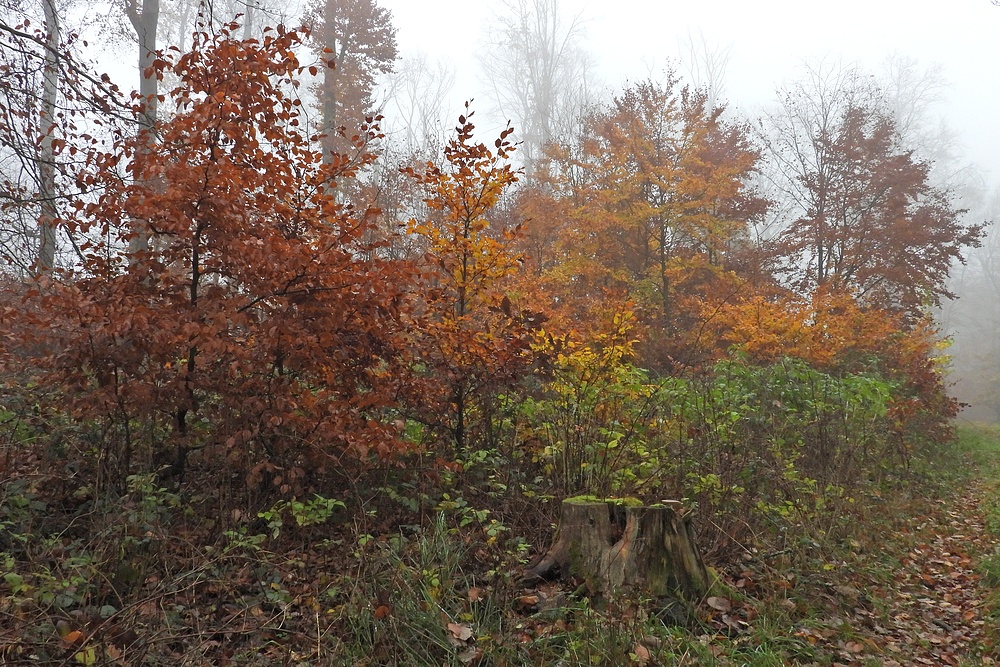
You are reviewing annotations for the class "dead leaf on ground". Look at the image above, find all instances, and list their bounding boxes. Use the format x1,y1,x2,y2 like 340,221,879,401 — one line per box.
706,596,732,613
631,642,651,665
447,621,473,643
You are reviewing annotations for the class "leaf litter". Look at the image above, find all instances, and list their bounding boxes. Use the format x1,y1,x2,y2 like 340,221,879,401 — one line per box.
749,482,1000,666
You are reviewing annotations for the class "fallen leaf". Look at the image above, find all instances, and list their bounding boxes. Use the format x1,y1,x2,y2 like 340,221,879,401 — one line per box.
458,646,482,664
706,596,732,613
447,622,473,642
515,594,539,612
844,640,865,653
632,642,651,665
61,630,84,646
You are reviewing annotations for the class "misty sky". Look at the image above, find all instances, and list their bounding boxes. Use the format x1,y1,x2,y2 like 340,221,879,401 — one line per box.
381,0,1000,184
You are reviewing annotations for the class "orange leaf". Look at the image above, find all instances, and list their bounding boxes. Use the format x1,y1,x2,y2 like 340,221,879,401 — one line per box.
61,629,84,646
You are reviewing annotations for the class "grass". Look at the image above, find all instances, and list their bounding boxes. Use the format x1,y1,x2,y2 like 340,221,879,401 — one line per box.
4,421,1000,665
959,422,1000,654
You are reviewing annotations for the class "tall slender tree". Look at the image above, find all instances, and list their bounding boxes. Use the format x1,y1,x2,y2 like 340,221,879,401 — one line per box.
305,0,397,162
123,0,159,257
36,0,60,273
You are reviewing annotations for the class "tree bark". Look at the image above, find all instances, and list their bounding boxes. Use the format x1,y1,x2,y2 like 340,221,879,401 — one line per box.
125,0,159,258
36,0,60,275
523,498,711,602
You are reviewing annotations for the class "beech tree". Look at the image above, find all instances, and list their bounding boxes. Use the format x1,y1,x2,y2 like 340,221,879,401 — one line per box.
535,78,767,367
25,24,408,490
763,60,983,318
774,102,982,316
404,107,537,451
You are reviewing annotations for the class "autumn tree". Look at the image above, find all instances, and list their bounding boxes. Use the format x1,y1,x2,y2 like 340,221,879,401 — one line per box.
772,102,981,316
535,77,767,368
404,106,538,451
762,60,983,318
708,286,960,451
305,0,398,161
22,24,408,492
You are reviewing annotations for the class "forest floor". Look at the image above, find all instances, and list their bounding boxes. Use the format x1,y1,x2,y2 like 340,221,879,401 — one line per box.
3,424,1000,665
691,421,1000,666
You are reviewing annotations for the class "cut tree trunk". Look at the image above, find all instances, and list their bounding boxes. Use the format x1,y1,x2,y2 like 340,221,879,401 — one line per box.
523,498,711,601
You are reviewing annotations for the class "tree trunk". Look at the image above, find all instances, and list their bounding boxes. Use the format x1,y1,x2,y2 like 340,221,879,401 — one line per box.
523,498,711,602
320,0,340,166
125,0,159,258
36,0,60,275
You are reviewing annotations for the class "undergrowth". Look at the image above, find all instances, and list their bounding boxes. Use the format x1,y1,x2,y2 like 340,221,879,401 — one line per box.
2,399,999,664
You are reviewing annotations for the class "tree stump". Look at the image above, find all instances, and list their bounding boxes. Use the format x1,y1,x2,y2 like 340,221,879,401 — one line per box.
523,498,711,601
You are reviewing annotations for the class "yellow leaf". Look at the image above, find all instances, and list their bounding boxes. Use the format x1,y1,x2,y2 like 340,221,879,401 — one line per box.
74,646,97,666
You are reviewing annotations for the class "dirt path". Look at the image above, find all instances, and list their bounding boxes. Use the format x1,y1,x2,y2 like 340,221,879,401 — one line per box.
811,483,998,665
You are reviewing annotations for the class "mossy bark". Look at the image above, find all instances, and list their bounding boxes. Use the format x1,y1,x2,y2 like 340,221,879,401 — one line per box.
523,499,710,601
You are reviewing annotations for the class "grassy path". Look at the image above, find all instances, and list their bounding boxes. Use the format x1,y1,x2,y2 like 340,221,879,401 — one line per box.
766,423,1000,666
844,481,994,665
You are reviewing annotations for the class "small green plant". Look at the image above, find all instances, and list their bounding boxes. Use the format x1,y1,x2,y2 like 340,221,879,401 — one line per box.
258,494,345,539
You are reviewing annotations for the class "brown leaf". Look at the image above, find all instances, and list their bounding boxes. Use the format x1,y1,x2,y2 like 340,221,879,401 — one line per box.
447,622,473,642
61,629,84,646
706,596,732,613
458,646,482,664
516,594,540,612
632,642,651,665
843,640,865,653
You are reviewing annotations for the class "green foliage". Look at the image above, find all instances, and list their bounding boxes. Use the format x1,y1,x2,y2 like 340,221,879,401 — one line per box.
521,315,659,497
257,494,346,539
518,343,902,549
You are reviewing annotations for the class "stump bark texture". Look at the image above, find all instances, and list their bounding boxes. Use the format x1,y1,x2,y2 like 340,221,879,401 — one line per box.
524,498,710,601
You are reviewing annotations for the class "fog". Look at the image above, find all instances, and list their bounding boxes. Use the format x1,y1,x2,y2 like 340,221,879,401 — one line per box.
382,1,1000,178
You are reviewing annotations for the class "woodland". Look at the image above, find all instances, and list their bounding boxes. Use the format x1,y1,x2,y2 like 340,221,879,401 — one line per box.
1,0,999,665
